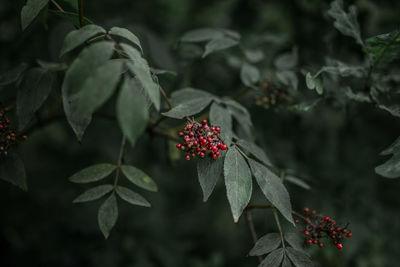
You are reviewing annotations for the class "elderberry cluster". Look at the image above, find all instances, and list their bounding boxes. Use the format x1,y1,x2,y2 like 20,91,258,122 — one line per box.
176,119,227,160
254,77,287,107
295,207,352,250
0,103,26,156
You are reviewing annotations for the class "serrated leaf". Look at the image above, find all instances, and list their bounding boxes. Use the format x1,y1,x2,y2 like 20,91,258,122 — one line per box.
49,10,93,28
202,37,239,58
224,146,252,222
116,186,151,207
109,27,143,52
60,24,106,56
248,159,294,224
73,185,114,203
197,155,224,202
249,233,281,256
120,165,157,192
365,30,400,65
17,67,54,130
162,88,214,119
21,0,49,30
327,0,363,45
282,256,293,267
375,153,400,178
210,103,232,146
116,78,149,147
98,193,118,239
62,41,115,139
240,63,260,86
284,233,307,253
121,43,160,111
259,248,284,267
181,28,225,42
0,152,27,191
0,63,28,87
286,247,313,267
69,163,116,183
236,139,271,166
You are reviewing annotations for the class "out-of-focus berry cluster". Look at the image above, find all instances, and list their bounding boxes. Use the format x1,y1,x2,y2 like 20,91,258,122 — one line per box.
0,103,26,156
254,77,287,107
294,207,352,250
176,119,227,160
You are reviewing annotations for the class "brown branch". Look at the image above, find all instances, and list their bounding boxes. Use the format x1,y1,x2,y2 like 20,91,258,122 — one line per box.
159,86,172,110
113,135,126,189
245,210,262,264
246,204,274,211
78,0,84,27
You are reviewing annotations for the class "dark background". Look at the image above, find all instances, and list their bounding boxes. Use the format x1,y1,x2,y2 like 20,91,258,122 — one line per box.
1,0,400,266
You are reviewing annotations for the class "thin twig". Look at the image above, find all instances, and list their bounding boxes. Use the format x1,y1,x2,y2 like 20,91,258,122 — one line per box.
245,210,263,264
246,204,274,211
78,0,84,27
50,0,65,12
113,135,126,189
273,208,286,249
159,86,172,109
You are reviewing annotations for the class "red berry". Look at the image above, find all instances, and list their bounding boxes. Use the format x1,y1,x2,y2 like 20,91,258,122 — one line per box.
303,208,309,213
202,120,207,125
295,219,299,224
306,239,312,245
336,243,343,250
221,144,227,150
176,144,181,149
216,151,221,157
323,217,330,222
342,229,347,233
185,154,190,160
346,233,352,238
313,240,318,244
212,154,217,160
178,132,184,136
319,243,324,248
304,230,310,236
311,210,317,215
215,127,221,132
200,152,205,158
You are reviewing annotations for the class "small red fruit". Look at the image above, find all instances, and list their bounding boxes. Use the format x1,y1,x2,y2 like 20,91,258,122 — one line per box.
336,243,343,250
346,233,352,238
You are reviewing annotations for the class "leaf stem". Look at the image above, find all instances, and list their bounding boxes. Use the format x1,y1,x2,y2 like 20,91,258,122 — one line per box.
159,86,172,110
273,208,286,250
113,135,126,189
245,210,262,264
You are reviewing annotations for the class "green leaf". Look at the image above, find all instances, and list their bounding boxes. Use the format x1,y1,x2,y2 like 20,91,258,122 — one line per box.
181,28,224,42
69,163,116,183
284,232,307,253
0,152,27,191
109,27,143,52
202,37,239,58
49,10,93,28
98,193,118,239
240,63,260,86
259,248,284,267
116,186,151,207
248,159,294,224
162,88,214,119
290,99,321,112
0,63,28,87
249,233,281,256
121,43,160,111
379,104,400,118
286,247,313,267
276,71,298,90
285,175,311,190
209,103,232,146
60,24,106,56
223,98,252,127
380,136,400,156
244,49,264,63
320,59,366,78
21,0,49,30
305,73,315,90
375,153,400,178
36,60,68,72
282,256,293,267
236,139,271,166
305,73,323,95
17,67,54,130
73,185,114,203
274,47,298,70
327,0,363,45
120,165,157,192
61,0,78,10
365,30,400,65
344,87,371,103
197,155,224,202
223,146,252,222
117,78,149,147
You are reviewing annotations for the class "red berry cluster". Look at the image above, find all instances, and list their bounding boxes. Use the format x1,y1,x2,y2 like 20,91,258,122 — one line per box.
176,119,227,160
0,103,26,156
294,207,352,250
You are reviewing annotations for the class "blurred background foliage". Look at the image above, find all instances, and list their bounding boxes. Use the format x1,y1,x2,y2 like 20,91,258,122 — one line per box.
1,0,400,266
